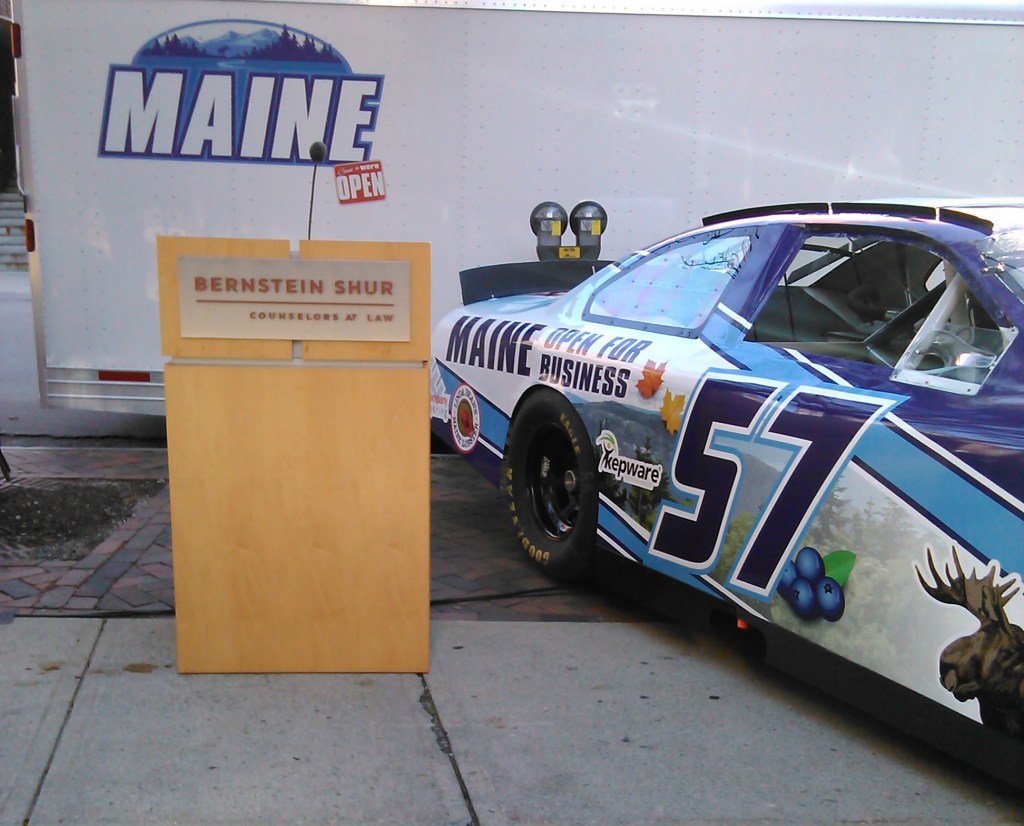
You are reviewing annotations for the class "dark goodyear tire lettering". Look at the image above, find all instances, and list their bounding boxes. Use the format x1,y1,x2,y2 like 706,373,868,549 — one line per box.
502,391,598,581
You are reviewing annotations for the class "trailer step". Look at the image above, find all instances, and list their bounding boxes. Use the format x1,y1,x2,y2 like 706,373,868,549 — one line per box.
0,185,27,271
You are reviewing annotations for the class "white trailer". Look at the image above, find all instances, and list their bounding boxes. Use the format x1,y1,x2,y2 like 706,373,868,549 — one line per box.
12,0,1024,413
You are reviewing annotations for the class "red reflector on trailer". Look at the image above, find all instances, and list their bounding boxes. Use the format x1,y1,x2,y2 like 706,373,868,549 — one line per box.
736,618,749,630
98,370,151,383
11,24,21,59
24,219,35,252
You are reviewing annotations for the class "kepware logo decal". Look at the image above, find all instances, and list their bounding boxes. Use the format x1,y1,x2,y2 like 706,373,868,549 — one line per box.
99,19,383,165
595,430,663,491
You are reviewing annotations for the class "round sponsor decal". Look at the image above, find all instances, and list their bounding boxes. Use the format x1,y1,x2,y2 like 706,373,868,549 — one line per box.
450,384,481,453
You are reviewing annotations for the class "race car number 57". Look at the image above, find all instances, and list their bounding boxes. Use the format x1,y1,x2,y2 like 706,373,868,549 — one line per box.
650,372,896,600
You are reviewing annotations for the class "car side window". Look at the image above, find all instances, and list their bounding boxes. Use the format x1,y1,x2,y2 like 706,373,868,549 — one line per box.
584,229,753,336
745,232,1015,393
746,234,941,362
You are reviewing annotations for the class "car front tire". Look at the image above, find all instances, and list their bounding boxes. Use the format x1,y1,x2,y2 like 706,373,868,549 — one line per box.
503,390,598,581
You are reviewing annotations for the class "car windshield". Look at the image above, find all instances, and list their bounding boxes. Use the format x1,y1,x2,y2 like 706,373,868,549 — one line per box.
976,229,1024,300
584,230,752,335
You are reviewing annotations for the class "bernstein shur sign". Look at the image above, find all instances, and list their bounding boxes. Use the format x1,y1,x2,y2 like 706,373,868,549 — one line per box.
177,256,411,341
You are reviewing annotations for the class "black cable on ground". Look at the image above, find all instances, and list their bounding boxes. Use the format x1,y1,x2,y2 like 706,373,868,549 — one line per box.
428,584,580,607
12,608,175,620
9,584,596,620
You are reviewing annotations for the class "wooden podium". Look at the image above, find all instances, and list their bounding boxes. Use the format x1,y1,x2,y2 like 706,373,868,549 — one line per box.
157,237,430,673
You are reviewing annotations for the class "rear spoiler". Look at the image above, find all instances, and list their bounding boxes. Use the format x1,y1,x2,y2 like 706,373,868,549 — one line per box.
459,260,612,306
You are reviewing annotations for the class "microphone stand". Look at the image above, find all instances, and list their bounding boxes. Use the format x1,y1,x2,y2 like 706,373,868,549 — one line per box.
307,141,327,240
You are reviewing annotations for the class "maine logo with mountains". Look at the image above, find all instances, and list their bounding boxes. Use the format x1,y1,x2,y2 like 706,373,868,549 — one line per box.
98,19,383,165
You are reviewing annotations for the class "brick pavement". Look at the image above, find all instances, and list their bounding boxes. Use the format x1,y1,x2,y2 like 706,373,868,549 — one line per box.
0,448,649,622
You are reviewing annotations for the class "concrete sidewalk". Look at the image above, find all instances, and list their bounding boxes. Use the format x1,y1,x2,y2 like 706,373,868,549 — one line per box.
3,617,1020,826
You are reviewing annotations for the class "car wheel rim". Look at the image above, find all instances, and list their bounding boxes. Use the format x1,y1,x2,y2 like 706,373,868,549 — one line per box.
525,424,580,540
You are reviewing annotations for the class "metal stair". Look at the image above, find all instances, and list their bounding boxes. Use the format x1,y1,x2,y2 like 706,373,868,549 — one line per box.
0,183,26,271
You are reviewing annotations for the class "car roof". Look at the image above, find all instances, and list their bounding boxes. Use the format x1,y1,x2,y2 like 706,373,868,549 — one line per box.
701,199,1024,235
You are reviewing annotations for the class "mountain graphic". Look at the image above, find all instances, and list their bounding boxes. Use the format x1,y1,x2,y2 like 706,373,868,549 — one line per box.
136,20,350,69
201,28,280,58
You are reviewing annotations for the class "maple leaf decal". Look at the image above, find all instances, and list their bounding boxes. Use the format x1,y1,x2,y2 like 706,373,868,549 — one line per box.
635,360,667,399
660,390,686,434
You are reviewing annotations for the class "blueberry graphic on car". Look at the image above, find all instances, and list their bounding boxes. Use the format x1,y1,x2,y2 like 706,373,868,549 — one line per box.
777,546,856,623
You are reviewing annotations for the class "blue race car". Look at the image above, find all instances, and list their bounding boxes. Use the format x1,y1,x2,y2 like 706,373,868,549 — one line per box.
430,200,1024,787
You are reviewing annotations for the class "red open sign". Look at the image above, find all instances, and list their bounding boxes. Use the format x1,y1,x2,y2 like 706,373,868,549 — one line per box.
334,160,386,204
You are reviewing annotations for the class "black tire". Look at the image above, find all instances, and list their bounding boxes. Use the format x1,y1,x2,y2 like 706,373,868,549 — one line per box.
503,391,598,581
